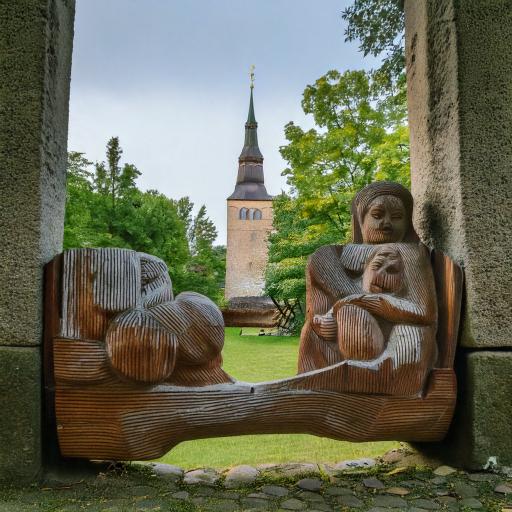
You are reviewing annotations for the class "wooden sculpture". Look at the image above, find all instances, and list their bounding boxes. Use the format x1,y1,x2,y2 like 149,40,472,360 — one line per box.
44,181,463,461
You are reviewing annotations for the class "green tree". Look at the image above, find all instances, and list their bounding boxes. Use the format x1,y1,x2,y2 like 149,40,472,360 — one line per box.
281,69,409,238
342,0,405,87
183,205,226,302
63,138,225,304
266,69,409,330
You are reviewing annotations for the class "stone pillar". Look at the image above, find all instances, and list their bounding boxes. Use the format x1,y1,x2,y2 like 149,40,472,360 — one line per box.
0,0,75,481
405,0,512,468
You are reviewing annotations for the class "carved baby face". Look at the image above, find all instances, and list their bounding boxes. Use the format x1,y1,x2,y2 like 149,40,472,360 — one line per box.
362,246,404,294
361,195,408,244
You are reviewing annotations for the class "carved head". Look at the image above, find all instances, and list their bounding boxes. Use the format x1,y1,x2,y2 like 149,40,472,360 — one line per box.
362,245,405,294
351,182,419,244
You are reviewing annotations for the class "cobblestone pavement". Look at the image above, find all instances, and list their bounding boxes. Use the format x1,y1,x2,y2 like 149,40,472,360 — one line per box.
1,456,511,511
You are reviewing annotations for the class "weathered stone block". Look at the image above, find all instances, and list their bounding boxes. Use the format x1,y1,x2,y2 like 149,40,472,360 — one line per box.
0,347,41,482
405,0,512,348
0,0,75,346
459,351,512,468
416,351,512,469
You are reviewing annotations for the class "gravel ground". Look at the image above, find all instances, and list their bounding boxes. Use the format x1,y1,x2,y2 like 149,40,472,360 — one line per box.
1,453,511,511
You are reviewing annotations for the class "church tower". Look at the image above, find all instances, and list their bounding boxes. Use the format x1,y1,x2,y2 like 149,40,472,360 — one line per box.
225,82,273,301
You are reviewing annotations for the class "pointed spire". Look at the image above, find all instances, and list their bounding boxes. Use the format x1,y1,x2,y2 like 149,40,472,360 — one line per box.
239,66,263,163
247,87,256,124
228,69,271,201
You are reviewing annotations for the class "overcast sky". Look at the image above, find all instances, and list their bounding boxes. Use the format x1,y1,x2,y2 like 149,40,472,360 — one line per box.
68,0,374,243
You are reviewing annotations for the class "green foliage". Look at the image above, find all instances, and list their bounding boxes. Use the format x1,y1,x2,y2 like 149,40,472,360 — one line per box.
64,138,225,303
342,0,405,87
266,69,410,324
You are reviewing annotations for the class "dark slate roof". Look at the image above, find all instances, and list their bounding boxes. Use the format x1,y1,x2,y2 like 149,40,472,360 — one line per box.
228,88,272,201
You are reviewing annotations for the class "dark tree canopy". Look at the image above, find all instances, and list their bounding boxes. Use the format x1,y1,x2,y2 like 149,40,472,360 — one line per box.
342,0,405,86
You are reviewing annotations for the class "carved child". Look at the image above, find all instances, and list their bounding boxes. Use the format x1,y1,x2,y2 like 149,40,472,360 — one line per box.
313,245,405,361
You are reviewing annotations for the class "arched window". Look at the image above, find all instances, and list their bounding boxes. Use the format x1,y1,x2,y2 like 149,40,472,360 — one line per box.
253,209,262,220
239,207,248,220
248,208,255,220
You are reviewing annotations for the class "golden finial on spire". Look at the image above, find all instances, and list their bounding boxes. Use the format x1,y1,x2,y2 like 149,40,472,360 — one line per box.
249,65,255,89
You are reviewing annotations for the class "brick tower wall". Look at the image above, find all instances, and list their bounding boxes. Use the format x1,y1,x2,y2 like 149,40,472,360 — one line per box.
225,199,273,299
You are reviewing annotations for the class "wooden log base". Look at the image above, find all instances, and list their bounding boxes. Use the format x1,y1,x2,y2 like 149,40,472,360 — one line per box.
55,367,455,461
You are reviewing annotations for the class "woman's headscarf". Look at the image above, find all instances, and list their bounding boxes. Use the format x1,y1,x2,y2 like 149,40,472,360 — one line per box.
351,181,420,243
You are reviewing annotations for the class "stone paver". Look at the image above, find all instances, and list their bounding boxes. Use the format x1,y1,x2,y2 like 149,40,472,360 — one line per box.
241,497,269,509
460,497,484,509
433,465,457,476
296,490,324,502
454,481,479,498
496,483,512,494
385,486,410,496
2,460,512,511
280,498,307,510
363,477,385,489
225,465,260,488
333,457,376,470
372,494,408,508
183,467,219,486
149,462,183,481
409,498,441,509
337,494,364,508
247,492,271,499
296,477,323,491
261,485,289,497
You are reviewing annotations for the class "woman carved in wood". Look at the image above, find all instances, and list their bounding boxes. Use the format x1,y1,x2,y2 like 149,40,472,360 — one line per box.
298,181,438,395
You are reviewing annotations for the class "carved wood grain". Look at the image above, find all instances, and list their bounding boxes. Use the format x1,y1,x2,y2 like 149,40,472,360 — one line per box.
432,250,464,368
54,368,455,460
46,230,462,461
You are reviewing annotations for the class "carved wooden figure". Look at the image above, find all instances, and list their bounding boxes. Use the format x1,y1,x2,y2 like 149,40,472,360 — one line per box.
45,181,463,461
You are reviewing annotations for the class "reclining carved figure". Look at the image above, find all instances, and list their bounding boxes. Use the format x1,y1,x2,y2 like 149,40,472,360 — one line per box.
45,181,463,461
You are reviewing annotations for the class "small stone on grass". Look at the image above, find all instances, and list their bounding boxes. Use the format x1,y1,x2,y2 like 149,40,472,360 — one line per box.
183,468,219,486
495,484,512,494
149,463,183,481
224,465,259,488
334,458,376,470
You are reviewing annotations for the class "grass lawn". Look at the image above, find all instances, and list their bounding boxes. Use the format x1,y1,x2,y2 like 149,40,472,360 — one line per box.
158,327,397,468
